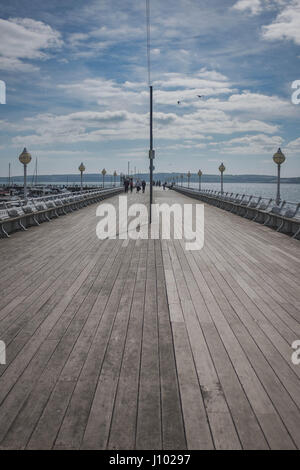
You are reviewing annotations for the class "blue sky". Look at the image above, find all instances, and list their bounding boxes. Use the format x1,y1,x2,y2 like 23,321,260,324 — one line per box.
0,0,299,177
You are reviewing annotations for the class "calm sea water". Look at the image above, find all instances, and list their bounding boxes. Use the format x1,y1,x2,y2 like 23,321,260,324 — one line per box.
12,180,300,203
186,182,300,203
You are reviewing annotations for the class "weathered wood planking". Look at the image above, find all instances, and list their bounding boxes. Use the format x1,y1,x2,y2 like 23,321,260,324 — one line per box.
0,188,299,450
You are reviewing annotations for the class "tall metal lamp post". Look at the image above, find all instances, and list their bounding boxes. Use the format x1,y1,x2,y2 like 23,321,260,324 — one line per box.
187,171,191,188
197,169,202,191
101,168,106,188
219,163,225,195
113,170,117,187
273,148,285,205
149,86,155,223
19,147,32,199
78,162,85,190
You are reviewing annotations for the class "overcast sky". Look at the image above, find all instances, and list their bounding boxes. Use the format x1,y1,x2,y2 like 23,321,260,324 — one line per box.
0,0,299,177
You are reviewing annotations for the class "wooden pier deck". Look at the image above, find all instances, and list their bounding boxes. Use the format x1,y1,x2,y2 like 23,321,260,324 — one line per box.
0,188,299,450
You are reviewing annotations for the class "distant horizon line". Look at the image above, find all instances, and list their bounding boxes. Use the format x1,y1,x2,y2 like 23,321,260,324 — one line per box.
1,172,300,181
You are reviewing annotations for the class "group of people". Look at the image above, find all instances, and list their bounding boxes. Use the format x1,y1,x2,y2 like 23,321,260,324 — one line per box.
153,180,168,190
123,177,170,194
154,180,168,190
123,178,146,194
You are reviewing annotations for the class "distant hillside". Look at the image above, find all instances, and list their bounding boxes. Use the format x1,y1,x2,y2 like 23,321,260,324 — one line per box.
0,173,299,184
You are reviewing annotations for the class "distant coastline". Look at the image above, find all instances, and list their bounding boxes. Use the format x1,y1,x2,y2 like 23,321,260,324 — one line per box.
0,173,299,184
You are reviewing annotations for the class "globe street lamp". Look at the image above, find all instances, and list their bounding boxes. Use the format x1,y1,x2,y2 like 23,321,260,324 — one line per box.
113,170,117,187
101,168,106,188
197,169,202,191
78,162,85,190
219,163,225,195
19,147,32,199
187,171,191,188
273,148,285,205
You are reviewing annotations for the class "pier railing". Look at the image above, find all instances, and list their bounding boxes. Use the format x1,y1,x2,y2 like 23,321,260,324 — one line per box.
0,187,117,210
172,185,300,239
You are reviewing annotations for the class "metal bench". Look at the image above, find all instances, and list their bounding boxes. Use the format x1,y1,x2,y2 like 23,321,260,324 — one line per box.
251,199,273,222
263,201,286,226
20,203,41,226
0,210,10,238
0,187,124,238
172,185,300,240
274,203,300,237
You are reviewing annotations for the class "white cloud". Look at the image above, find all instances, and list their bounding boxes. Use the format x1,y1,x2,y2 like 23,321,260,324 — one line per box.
90,25,143,40
11,110,147,145
67,24,143,58
152,48,161,56
8,70,283,149
232,0,294,16
221,133,284,154
262,2,300,45
58,71,235,113
232,0,263,15
0,17,63,71
58,78,148,111
154,69,231,91
0,57,39,72
233,0,300,45
11,105,279,147
33,150,96,156
198,92,295,117
286,136,300,155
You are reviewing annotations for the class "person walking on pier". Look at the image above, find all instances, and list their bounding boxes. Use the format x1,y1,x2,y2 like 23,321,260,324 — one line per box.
129,178,133,193
142,180,146,193
124,178,129,193
136,179,141,193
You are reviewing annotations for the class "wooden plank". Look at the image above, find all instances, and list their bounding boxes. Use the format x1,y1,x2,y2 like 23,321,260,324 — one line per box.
166,240,241,450
155,239,186,450
80,241,140,450
136,240,162,449
107,242,147,449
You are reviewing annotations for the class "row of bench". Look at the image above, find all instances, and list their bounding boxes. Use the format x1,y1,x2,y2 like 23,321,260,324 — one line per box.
172,186,300,239
0,187,124,238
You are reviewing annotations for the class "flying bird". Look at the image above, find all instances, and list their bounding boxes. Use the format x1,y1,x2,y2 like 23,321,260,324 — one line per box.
197,95,204,98
177,100,181,104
